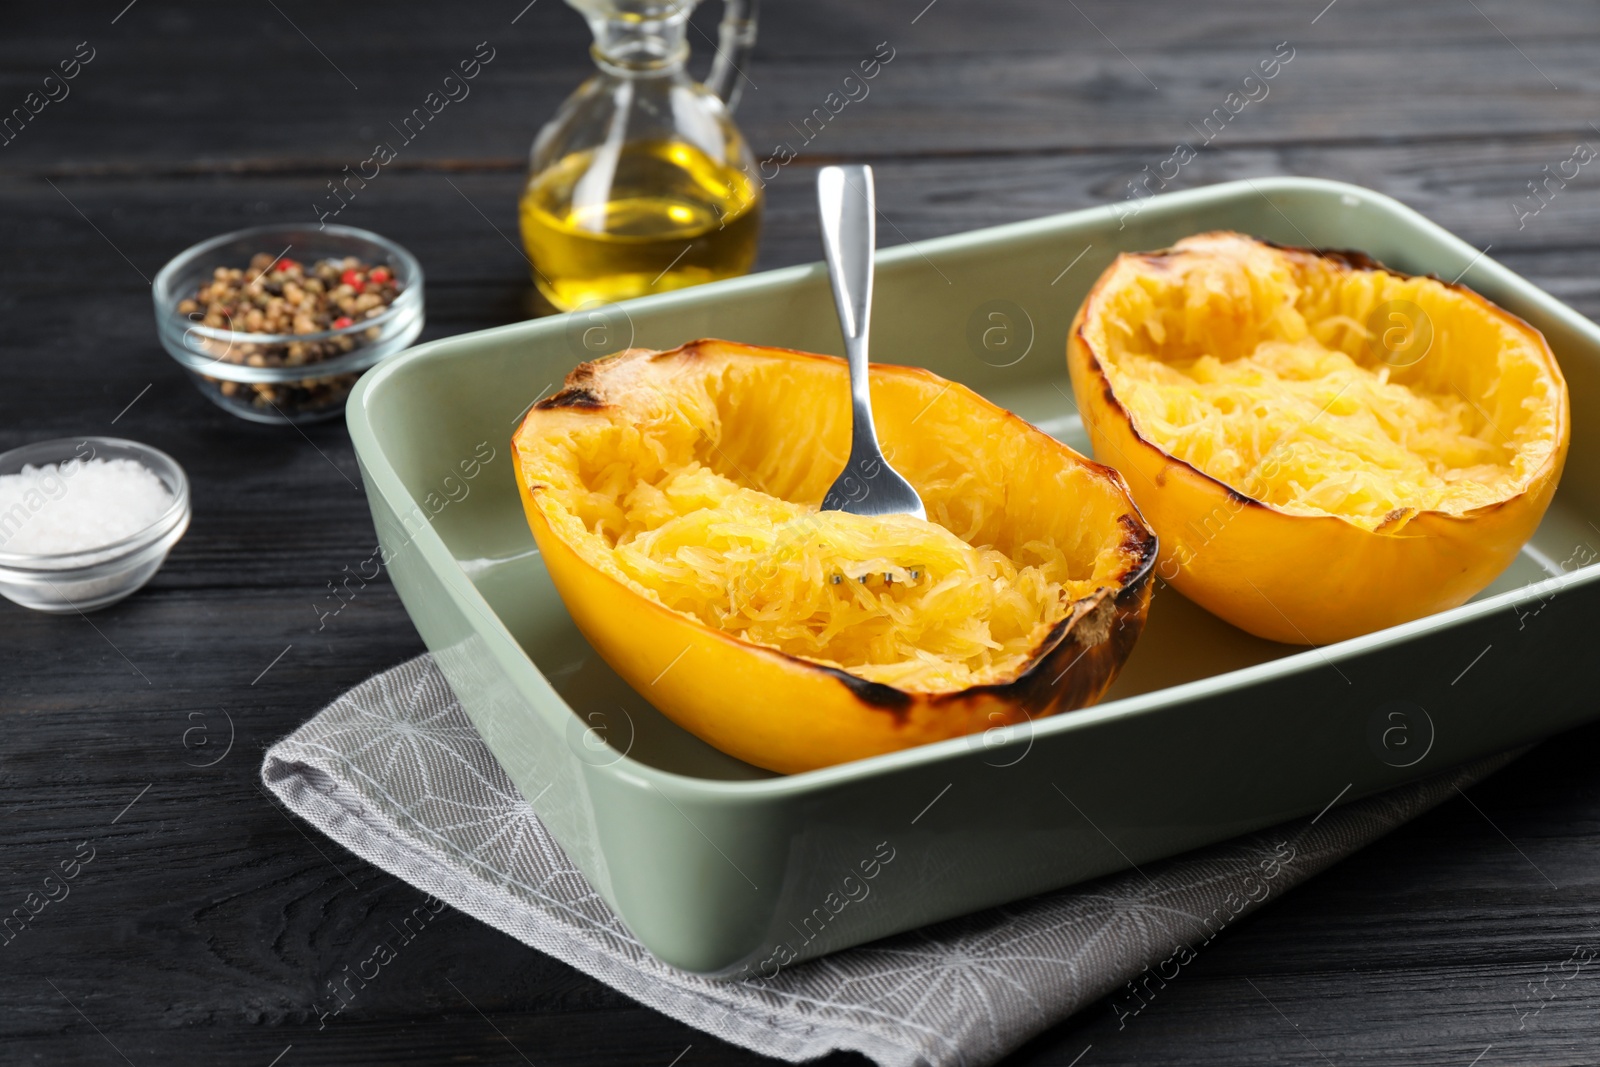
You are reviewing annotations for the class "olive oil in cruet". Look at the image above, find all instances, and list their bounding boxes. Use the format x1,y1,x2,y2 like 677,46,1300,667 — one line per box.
519,0,763,311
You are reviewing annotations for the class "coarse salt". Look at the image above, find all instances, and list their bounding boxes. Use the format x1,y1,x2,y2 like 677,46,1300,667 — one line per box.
0,458,175,556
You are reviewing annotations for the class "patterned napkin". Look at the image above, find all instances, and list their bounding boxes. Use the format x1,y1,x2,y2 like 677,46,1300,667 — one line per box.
262,653,1517,1067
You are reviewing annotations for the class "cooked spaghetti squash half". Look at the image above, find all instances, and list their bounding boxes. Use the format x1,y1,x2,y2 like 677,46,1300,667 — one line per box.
1069,231,1568,645
513,340,1156,773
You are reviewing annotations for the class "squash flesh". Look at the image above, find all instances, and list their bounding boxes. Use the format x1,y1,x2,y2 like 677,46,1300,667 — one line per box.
1092,236,1562,531
536,378,1128,692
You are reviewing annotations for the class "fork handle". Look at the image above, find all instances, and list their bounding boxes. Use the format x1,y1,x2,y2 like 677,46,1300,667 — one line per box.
817,164,879,450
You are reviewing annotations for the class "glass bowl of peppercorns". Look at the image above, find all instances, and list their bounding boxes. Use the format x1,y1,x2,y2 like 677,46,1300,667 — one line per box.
153,224,424,425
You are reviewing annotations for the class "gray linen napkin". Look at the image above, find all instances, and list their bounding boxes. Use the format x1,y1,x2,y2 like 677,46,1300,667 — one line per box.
261,653,1517,1067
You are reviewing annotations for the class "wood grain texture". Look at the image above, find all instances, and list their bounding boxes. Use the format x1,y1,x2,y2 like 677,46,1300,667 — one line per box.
3,0,1600,1064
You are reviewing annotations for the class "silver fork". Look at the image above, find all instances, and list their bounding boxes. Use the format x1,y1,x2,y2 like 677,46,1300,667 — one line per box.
816,164,928,520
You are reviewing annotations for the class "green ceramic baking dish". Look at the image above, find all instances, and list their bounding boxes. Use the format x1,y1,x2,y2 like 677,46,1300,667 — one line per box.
346,177,1600,975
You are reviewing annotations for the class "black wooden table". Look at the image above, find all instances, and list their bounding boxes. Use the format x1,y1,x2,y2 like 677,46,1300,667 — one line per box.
5,2,1600,1064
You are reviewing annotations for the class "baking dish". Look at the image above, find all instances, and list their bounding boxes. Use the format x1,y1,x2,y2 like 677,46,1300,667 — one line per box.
346,177,1600,974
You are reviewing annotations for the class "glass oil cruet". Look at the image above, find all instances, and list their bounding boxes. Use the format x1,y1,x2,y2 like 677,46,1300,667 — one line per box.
520,0,763,312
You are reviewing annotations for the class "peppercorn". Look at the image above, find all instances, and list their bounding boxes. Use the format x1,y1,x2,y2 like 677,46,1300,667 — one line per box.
186,253,403,417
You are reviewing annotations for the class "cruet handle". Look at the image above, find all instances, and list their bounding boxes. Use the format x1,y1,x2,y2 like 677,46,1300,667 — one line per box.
703,0,759,111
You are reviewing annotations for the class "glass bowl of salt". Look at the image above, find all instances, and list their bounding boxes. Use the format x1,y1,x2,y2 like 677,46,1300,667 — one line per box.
0,437,190,613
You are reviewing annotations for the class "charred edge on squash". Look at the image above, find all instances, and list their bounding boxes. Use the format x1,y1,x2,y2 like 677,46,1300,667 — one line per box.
1081,342,1147,455
1145,235,1411,286
1207,238,1534,314
824,585,1140,719
1414,271,1515,299
951,612,1080,705
1251,238,1519,322
1114,515,1159,606
1225,486,1265,509
1126,241,1387,277
1255,237,1389,274
536,385,608,411
819,664,914,720
1117,514,1159,573
657,338,837,367
533,351,630,411
654,341,704,363
1417,272,1502,299
925,605,1083,711
944,590,1138,716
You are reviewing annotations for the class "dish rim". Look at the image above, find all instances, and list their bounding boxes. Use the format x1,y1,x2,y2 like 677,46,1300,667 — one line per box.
347,175,1600,799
